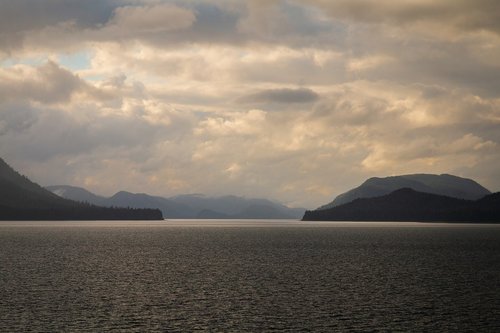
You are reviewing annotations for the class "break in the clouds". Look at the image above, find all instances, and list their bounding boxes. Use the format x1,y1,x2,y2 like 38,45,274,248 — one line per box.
1,1,499,208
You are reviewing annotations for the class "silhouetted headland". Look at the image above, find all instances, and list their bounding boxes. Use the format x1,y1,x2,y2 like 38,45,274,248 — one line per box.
303,188,500,222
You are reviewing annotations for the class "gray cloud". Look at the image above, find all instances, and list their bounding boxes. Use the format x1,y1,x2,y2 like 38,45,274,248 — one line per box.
109,4,195,33
0,0,116,52
308,0,500,35
1,106,151,161
0,102,38,135
0,0,114,30
349,40,500,98
0,61,108,104
310,91,388,126
0,1,347,55
238,88,319,104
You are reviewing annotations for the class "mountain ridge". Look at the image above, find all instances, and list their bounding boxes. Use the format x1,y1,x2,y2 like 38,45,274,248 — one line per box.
318,173,490,210
46,185,305,219
0,158,163,220
304,188,500,222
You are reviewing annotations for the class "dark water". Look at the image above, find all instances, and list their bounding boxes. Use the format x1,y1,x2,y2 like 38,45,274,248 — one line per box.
1,220,499,332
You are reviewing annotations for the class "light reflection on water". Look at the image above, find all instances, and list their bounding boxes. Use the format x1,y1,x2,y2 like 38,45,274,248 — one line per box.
2,219,498,228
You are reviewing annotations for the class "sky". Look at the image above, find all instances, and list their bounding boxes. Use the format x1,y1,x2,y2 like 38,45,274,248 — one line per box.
1,0,499,209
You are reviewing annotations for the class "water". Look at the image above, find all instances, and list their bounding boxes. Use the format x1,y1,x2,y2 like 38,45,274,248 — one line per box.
1,220,499,332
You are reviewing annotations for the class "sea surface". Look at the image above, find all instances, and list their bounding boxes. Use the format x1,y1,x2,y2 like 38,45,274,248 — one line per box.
1,220,499,332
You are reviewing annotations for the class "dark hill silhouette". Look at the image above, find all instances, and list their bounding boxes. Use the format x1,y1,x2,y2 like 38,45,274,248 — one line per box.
108,191,193,218
303,188,500,222
0,158,163,220
318,174,490,210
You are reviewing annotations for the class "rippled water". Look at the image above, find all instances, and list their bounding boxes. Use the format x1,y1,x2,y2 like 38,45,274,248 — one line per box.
1,220,499,332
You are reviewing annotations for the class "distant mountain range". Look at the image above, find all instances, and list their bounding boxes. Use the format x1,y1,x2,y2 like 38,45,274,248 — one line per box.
0,158,163,220
5,156,496,223
317,174,490,210
303,188,500,222
46,185,306,220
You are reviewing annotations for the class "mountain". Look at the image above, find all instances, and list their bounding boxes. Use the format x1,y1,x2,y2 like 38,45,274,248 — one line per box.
170,194,304,219
196,209,230,219
195,203,299,219
45,186,192,218
303,188,500,222
233,204,297,219
318,174,490,210
0,158,163,220
45,185,108,206
47,186,305,219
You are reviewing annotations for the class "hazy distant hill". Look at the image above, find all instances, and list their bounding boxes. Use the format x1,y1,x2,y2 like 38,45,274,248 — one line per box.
170,194,305,219
108,191,193,218
318,174,490,210
47,186,305,219
194,202,301,219
46,186,193,218
46,185,108,206
0,158,163,220
304,188,500,222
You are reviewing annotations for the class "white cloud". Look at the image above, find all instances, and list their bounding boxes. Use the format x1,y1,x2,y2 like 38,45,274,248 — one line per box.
195,109,267,137
347,55,394,72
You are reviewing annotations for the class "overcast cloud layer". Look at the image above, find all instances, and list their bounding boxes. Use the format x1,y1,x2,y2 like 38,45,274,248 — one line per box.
1,0,499,208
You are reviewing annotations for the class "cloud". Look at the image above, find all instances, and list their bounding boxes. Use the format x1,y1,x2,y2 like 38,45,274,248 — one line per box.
0,1,345,56
0,0,115,53
361,133,497,174
308,0,500,36
347,55,394,72
238,0,336,46
195,109,267,138
105,4,196,34
1,1,500,208
0,61,91,104
237,87,319,104
0,102,38,135
0,103,170,161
